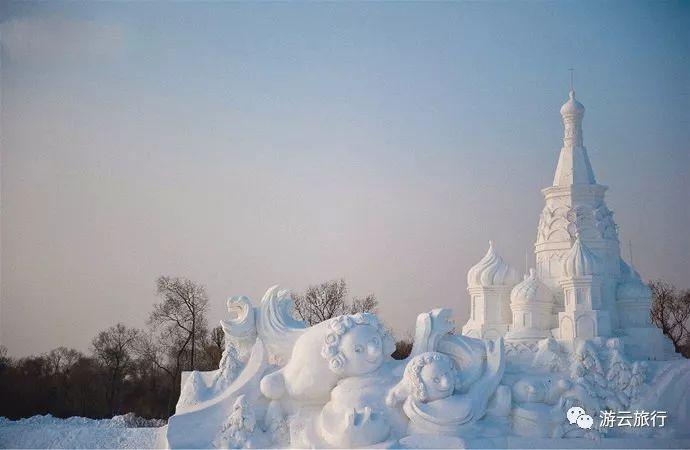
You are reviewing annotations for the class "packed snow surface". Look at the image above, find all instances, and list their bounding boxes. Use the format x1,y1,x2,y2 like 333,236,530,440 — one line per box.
0,414,167,449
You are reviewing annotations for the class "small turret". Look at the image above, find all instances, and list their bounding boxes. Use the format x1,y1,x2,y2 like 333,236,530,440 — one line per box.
505,268,553,344
467,240,519,289
562,235,600,278
462,241,518,339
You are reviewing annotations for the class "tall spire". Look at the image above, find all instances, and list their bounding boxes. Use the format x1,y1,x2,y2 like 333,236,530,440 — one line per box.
552,85,596,186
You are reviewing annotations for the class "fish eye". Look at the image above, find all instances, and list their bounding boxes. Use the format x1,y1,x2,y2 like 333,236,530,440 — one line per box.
433,377,440,384
355,345,363,353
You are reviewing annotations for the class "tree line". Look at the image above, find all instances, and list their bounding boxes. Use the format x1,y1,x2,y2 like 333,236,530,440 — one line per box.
0,276,220,420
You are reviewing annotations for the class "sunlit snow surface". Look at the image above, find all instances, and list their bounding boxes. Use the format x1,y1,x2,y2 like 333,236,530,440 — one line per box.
0,415,167,449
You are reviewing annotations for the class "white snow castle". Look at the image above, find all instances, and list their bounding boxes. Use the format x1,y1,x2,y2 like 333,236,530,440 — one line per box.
165,87,690,450
462,89,674,360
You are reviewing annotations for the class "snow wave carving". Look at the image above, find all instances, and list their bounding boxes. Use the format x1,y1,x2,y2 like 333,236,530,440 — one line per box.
256,285,306,365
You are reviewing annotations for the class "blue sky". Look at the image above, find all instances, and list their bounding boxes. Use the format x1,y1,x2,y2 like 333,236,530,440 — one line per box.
2,1,688,355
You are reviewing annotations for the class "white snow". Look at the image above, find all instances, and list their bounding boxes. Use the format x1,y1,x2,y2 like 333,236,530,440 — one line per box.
0,415,167,449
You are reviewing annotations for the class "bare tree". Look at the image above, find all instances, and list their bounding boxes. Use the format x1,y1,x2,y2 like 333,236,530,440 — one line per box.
293,279,378,326
349,294,378,315
150,276,209,371
650,279,690,356
134,330,180,413
0,345,10,372
92,323,139,414
206,325,225,368
46,347,82,376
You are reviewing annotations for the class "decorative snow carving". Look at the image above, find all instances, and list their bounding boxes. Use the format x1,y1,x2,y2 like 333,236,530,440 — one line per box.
263,401,289,447
566,205,590,239
511,374,573,438
177,371,205,409
593,203,619,241
213,395,261,449
256,285,306,366
220,296,256,362
318,375,393,447
532,338,569,372
387,352,457,406
467,241,519,289
562,203,619,242
260,312,394,403
537,205,571,244
505,269,553,344
320,313,392,375
605,338,633,408
214,345,241,395
569,340,621,412
463,241,517,339
625,361,647,402
166,284,686,448
389,339,505,436
563,235,600,278
512,375,571,405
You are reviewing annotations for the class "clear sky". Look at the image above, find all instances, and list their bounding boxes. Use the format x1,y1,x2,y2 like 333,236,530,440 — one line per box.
1,1,688,356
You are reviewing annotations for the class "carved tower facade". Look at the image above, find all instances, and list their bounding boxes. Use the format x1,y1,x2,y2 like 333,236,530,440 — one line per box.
535,90,621,333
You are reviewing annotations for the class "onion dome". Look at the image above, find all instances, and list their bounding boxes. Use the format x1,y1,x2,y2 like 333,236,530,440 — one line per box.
617,260,651,299
510,268,550,305
560,90,585,117
563,235,599,277
467,240,519,288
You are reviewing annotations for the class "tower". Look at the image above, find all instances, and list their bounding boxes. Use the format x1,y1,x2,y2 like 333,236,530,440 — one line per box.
505,268,553,344
535,89,621,331
462,241,519,339
557,235,613,341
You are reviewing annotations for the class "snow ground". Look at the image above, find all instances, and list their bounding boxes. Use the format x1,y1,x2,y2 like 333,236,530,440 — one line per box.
0,415,167,449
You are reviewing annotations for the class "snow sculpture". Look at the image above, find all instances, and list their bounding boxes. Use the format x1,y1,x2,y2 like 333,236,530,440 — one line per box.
532,337,568,372
178,371,205,408
263,401,289,447
458,88,675,360
165,89,690,449
505,268,553,345
220,296,256,362
388,339,505,436
260,312,394,404
387,352,457,406
511,374,572,438
219,286,308,366
463,241,519,339
605,338,633,408
558,235,613,341
256,286,307,365
318,375,394,447
167,282,690,448
569,340,621,412
512,375,571,405
625,360,647,402
215,344,241,394
213,395,264,449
